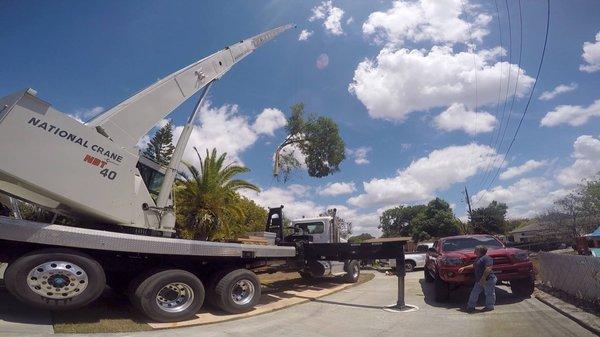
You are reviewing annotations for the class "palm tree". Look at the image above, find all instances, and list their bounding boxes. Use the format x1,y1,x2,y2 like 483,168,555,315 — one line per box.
175,147,260,240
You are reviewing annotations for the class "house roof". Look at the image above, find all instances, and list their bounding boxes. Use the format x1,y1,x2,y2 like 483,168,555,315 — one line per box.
510,222,544,234
585,225,600,238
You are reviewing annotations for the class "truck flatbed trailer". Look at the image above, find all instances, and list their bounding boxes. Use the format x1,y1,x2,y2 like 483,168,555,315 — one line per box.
0,216,296,258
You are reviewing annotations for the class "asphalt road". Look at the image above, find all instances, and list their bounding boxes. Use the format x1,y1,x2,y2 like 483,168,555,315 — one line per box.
0,269,594,337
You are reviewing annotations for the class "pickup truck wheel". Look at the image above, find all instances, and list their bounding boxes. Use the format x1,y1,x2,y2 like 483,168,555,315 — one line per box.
4,248,106,311
434,274,450,302
214,269,261,314
424,269,434,283
131,269,205,322
404,261,416,273
344,261,360,283
510,277,534,298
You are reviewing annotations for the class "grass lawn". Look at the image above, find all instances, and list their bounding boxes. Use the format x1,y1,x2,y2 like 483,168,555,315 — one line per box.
52,271,374,333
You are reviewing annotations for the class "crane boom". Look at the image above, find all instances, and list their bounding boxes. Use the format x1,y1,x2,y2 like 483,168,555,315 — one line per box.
87,24,294,150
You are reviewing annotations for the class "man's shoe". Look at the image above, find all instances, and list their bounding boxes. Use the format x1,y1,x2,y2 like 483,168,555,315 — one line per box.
465,307,476,314
480,307,494,312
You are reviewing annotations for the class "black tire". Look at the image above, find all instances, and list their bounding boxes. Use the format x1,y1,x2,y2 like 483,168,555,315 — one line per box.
299,271,315,282
424,268,435,283
404,260,416,273
510,277,534,298
344,260,360,283
434,274,450,302
4,248,106,311
130,269,205,323
213,269,261,314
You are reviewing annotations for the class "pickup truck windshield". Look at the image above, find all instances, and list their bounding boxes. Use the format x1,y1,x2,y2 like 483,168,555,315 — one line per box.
442,237,503,252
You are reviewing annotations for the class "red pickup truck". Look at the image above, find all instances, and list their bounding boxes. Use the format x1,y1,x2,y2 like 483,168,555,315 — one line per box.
424,234,534,302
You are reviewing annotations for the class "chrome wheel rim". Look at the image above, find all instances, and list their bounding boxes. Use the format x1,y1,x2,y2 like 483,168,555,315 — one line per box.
405,263,414,272
155,283,195,313
231,279,255,306
26,261,88,299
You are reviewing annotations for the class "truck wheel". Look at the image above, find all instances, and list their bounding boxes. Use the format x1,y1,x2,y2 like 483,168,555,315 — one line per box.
130,269,204,322
424,269,434,283
299,271,315,282
213,269,261,314
344,261,360,283
4,248,106,311
434,274,450,302
510,277,534,298
404,260,416,273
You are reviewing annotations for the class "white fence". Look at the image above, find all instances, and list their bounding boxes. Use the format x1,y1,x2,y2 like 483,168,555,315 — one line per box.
538,252,600,303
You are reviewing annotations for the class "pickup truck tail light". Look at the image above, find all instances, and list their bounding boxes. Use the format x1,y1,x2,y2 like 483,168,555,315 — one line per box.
441,257,464,266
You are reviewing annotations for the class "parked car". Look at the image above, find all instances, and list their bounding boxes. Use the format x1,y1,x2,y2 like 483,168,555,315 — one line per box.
424,234,534,302
387,243,433,272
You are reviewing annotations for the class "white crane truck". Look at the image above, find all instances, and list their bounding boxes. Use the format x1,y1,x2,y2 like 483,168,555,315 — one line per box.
0,25,405,322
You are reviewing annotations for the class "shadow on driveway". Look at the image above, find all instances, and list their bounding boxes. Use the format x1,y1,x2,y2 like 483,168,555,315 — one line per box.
418,278,528,309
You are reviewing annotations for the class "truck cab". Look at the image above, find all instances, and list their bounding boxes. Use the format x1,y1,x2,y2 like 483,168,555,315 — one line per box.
288,215,358,282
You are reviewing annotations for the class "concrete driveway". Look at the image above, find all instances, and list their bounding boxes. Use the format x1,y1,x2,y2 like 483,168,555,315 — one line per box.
1,270,594,337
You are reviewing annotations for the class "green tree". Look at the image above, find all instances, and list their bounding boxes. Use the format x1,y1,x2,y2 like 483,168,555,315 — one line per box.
273,103,345,181
379,205,427,237
144,121,175,165
216,195,268,240
175,148,260,240
469,201,508,234
378,198,459,241
348,233,374,243
411,198,460,241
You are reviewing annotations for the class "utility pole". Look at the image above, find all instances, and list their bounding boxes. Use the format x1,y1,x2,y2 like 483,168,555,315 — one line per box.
464,186,473,216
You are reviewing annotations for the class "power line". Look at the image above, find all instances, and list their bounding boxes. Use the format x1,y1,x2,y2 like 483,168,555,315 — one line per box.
475,0,523,204
474,0,551,206
474,0,508,193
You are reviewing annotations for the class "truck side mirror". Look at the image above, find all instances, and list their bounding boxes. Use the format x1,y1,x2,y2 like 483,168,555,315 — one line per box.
427,247,437,254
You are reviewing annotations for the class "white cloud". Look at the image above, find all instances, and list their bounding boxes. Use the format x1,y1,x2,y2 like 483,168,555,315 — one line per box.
349,46,534,122
348,143,501,208
70,106,104,123
538,83,577,101
326,204,381,236
317,182,357,196
241,185,322,220
172,102,284,166
500,159,547,180
252,108,286,136
316,53,329,69
557,135,600,186
472,178,569,218
309,1,345,36
362,0,491,46
298,29,313,41
133,119,170,150
580,31,600,73
347,146,371,165
346,17,354,25
433,103,497,135
540,99,600,127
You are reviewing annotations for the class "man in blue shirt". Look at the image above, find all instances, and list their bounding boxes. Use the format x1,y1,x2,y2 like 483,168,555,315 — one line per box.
458,245,496,313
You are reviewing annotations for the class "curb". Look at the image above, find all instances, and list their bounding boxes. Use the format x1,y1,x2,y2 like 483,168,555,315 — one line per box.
149,272,376,330
534,292,600,336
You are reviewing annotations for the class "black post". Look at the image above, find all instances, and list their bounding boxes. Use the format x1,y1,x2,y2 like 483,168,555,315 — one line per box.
395,244,406,308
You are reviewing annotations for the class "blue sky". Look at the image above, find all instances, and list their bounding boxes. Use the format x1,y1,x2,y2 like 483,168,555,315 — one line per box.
1,0,599,235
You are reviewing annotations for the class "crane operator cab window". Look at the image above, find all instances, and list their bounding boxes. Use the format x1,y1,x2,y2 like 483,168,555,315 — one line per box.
295,221,324,235
136,156,166,200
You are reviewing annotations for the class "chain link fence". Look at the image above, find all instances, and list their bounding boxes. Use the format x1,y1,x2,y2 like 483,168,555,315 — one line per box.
538,252,600,304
